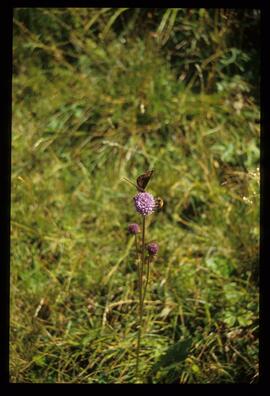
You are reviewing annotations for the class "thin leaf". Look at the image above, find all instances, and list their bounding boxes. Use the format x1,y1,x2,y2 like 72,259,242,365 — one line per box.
101,8,129,39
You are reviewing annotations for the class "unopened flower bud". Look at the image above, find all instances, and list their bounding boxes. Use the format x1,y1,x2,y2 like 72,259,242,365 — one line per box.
147,242,159,256
128,223,140,234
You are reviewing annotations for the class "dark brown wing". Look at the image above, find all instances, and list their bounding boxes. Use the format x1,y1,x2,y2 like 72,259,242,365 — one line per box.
136,170,154,191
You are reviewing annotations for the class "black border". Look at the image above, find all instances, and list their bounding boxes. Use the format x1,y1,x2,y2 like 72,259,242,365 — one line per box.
1,1,268,387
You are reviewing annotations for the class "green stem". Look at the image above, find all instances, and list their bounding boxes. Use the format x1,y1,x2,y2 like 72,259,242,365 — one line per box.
135,215,146,382
142,256,150,306
135,234,140,283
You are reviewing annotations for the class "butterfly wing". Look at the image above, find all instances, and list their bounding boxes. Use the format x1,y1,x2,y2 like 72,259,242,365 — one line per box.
136,170,154,191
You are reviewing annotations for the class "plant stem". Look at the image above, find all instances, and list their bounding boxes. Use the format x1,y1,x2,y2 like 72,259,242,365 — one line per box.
142,256,150,306
135,234,140,283
135,215,146,382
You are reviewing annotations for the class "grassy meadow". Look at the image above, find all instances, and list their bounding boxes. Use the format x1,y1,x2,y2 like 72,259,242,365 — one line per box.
11,8,260,383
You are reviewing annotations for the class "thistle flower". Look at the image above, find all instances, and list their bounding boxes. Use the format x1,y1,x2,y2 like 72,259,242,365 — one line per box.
147,242,159,256
133,192,155,216
128,223,140,234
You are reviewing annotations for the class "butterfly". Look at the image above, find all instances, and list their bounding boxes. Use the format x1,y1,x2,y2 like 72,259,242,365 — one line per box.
123,170,154,192
136,170,154,191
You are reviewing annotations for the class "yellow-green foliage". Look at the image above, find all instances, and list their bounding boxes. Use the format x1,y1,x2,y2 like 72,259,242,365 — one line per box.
11,8,259,383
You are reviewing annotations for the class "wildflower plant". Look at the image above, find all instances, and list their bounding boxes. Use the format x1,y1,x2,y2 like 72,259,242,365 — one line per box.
125,171,162,382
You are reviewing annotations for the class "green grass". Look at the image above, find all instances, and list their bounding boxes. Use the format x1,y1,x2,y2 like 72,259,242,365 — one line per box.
11,8,259,383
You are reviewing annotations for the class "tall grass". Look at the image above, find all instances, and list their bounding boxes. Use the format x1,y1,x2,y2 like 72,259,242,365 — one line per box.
11,8,259,383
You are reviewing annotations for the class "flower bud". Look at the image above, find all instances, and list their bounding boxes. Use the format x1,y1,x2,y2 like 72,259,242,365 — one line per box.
128,223,140,235
147,242,159,256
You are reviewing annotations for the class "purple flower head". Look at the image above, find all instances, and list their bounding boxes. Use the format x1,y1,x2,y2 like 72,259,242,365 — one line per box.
128,223,140,235
147,242,159,256
133,192,155,216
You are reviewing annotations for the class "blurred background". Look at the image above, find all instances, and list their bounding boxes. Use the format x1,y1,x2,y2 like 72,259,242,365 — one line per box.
11,8,260,383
